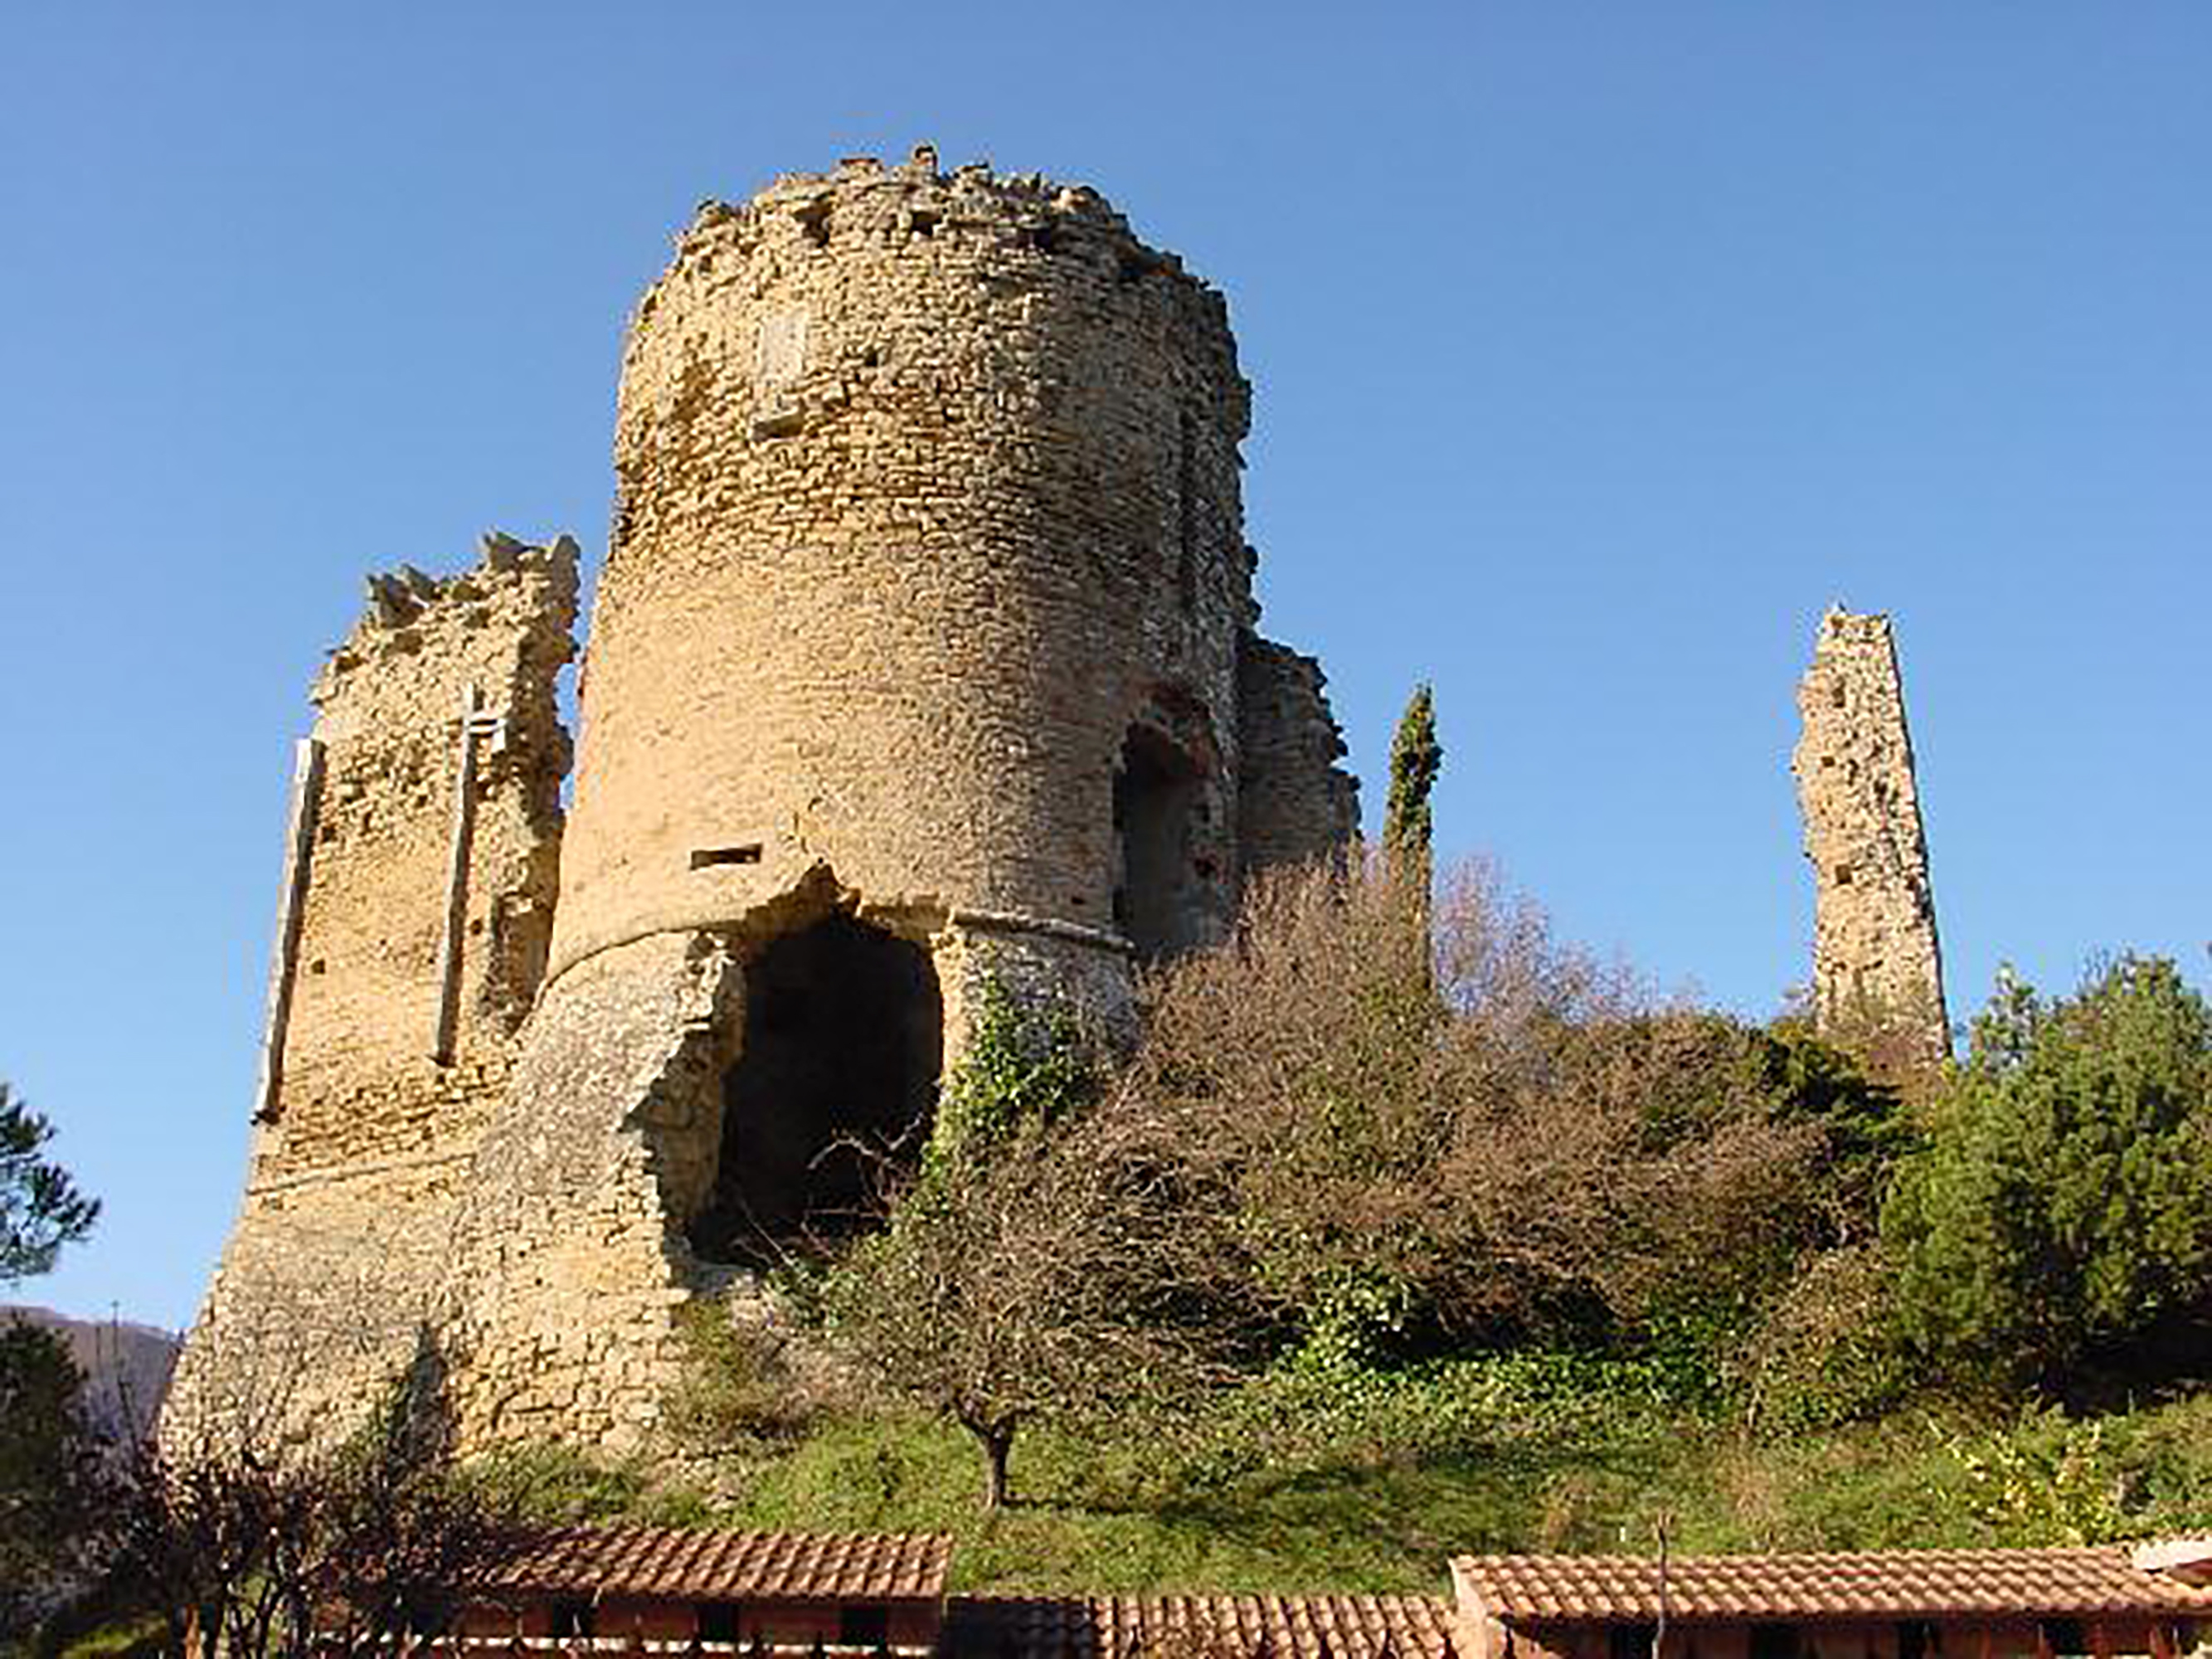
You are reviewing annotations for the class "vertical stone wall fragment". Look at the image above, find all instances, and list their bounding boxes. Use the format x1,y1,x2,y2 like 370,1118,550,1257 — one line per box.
1236,635,1361,877
1791,607,1949,1060
168,536,577,1447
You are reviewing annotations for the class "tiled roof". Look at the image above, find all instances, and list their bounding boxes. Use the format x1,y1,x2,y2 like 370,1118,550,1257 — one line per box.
945,1594,1466,1657
1451,1545,2212,1623
496,1526,953,1603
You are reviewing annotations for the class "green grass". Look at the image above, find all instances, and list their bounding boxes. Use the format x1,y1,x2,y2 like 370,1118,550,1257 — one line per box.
503,1367,2212,1596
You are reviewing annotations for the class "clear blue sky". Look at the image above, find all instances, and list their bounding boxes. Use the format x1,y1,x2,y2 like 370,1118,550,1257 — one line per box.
3,3,2205,1331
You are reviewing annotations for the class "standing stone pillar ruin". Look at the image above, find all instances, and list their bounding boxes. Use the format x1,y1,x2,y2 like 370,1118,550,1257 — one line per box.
1791,607,1950,1063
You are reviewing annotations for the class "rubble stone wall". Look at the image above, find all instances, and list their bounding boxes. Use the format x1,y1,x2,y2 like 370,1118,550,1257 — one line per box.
1791,607,1950,1060
1237,635,1362,878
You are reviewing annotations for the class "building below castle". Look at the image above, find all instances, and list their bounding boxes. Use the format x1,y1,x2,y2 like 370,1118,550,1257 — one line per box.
444,1528,2212,1659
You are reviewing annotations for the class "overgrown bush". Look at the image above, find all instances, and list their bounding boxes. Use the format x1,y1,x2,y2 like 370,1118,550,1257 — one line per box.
1122,856,1853,1382
663,1297,818,1452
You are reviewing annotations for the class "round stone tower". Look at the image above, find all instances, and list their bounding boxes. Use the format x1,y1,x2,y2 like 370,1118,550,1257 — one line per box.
548,148,1255,979
426,151,1357,1447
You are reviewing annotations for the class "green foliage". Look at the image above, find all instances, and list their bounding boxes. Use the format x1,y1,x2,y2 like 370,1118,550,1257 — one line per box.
1382,684,1441,875
0,1083,98,1285
468,1442,654,1525
819,978,1232,1509
926,979,1096,1170
1749,1023,1915,1231
0,1321,109,1642
1729,1243,1913,1434
1883,956,2212,1393
1939,1408,2132,1545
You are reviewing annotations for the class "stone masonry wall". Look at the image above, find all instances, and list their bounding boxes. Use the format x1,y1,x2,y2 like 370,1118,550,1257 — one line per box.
261,533,576,1179
168,535,577,1449
1791,607,1950,1061
549,148,1262,980
1237,635,1361,878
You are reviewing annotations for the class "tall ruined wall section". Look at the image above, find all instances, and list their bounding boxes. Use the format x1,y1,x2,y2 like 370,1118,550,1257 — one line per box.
1791,607,1949,1062
167,537,576,1446
1237,637,1359,877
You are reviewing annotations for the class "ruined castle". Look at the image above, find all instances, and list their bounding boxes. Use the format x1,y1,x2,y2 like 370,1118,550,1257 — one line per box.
169,149,1359,1448
172,151,1950,1456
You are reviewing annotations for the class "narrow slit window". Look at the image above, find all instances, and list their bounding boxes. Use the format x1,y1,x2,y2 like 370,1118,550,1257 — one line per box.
690,844,763,869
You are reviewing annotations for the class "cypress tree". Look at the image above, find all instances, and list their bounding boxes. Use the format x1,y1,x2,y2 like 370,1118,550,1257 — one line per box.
1383,682,1442,883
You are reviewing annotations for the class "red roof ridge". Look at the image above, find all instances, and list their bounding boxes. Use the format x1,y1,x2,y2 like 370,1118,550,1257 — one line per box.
1450,1543,2212,1623
497,1524,955,1603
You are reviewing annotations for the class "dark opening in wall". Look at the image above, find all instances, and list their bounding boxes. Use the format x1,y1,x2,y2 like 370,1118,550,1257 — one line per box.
696,1604,743,1644
1113,726,1205,961
689,914,941,1262
550,1603,595,1642
839,1608,890,1648
690,844,762,869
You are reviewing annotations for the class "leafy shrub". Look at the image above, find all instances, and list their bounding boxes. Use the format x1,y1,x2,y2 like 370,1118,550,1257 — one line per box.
1883,956,2212,1395
1125,858,1843,1375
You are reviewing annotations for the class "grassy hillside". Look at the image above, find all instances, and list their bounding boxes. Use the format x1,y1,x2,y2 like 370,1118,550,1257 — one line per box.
506,1370,2212,1595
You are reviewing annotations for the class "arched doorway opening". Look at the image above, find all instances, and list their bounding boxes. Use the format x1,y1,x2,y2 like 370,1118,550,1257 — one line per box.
688,913,942,1262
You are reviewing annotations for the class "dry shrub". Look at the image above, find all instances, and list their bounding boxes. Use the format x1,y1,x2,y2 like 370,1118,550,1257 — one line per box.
1122,854,1830,1352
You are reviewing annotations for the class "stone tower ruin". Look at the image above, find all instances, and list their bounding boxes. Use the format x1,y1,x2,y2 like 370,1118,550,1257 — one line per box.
169,149,1359,1452
1791,607,1949,1062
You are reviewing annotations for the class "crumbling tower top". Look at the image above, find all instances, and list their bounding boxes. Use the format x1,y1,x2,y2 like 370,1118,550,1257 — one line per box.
549,145,1286,979
1791,606,1950,1062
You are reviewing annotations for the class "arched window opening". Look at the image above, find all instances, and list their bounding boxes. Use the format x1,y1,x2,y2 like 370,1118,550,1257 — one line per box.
688,914,941,1263
1113,726,1208,961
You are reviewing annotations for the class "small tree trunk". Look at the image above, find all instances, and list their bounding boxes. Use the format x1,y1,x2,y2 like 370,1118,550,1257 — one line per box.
964,1419,1016,1511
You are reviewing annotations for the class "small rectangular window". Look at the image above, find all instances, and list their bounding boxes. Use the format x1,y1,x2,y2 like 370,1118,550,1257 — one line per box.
690,844,763,869
1752,1625,1802,1659
1612,1624,1658,1659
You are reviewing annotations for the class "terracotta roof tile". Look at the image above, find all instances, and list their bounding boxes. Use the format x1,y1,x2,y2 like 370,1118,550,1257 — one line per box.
946,1594,1466,1657
497,1526,953,1603
1450,1545,2212,1623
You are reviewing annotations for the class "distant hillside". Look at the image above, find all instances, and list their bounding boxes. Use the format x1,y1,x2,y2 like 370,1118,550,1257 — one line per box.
3,1304,179,1440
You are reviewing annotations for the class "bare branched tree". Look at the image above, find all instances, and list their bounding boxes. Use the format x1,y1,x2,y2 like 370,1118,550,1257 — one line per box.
821,987,1262,1510
110,1312,527,1658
